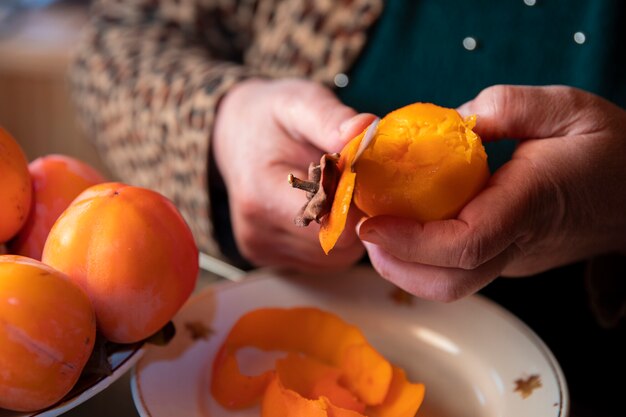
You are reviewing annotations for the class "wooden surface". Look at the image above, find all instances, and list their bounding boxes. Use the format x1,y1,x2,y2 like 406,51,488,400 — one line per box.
0,1,113,178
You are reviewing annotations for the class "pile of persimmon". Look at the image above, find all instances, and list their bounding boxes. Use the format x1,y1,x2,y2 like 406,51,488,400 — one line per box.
0,127,199,412
289,103,490,253
211,307,425,417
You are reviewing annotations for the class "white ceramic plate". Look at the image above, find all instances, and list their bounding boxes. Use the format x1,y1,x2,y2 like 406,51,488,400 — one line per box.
131,266,568,417
0,344,144,417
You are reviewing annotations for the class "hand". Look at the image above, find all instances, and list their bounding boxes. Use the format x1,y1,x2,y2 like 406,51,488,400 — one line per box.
357,85,626,301
213,78,372,269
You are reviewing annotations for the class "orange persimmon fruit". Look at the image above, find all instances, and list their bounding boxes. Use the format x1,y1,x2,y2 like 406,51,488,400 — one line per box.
0,127,32,243
353,103,489,219
0,255,96,412
41,182,199,344
291,103,490,253
9,154,106,260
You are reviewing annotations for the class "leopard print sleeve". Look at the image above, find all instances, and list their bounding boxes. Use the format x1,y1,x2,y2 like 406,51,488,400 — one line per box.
69,0,260,258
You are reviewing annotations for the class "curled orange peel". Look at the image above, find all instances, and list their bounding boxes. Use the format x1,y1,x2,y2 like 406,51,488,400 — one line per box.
319,131,362,254
211,307,425,416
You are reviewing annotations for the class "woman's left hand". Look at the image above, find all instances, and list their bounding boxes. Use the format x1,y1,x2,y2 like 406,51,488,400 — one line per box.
358,85,626,301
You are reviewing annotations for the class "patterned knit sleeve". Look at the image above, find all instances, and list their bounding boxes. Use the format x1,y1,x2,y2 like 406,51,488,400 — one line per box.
69,0,259,258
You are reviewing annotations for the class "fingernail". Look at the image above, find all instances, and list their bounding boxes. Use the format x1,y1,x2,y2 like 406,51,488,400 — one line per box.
356,219,380,243
339,118,353,134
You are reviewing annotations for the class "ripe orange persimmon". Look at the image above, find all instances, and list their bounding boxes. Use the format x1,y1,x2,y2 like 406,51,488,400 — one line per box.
9,154,106,260
290,103,490,253
0,127,32,243
42,182,199,344
0,255,96,412
353,103,489,220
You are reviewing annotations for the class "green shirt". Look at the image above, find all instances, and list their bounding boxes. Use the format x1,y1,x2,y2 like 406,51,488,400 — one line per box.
339,4,626,415
338,0,626,171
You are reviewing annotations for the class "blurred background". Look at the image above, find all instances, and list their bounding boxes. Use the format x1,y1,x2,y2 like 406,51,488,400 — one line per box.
0,0,111,176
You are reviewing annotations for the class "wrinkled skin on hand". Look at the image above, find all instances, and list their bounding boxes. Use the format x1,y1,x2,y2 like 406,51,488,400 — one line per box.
213,79,373,269
358,85,626,302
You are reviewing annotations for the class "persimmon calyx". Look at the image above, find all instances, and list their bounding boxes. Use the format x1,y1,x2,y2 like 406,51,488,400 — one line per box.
289,117,379,229
289,153,341,226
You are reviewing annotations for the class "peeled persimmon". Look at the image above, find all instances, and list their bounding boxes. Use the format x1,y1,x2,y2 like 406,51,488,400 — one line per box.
9,154,106,260
42,182,199,344
0,127,32,243
290,103,490,253
0,255,96,412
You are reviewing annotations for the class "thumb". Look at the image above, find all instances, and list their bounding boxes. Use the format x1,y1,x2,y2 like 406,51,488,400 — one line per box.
457,85,596,142
274,81,358,153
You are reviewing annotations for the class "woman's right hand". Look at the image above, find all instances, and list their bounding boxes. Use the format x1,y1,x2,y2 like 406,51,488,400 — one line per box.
212,78,373,270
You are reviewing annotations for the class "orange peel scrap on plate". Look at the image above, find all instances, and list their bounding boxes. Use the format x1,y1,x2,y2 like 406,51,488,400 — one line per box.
211,307,425,416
